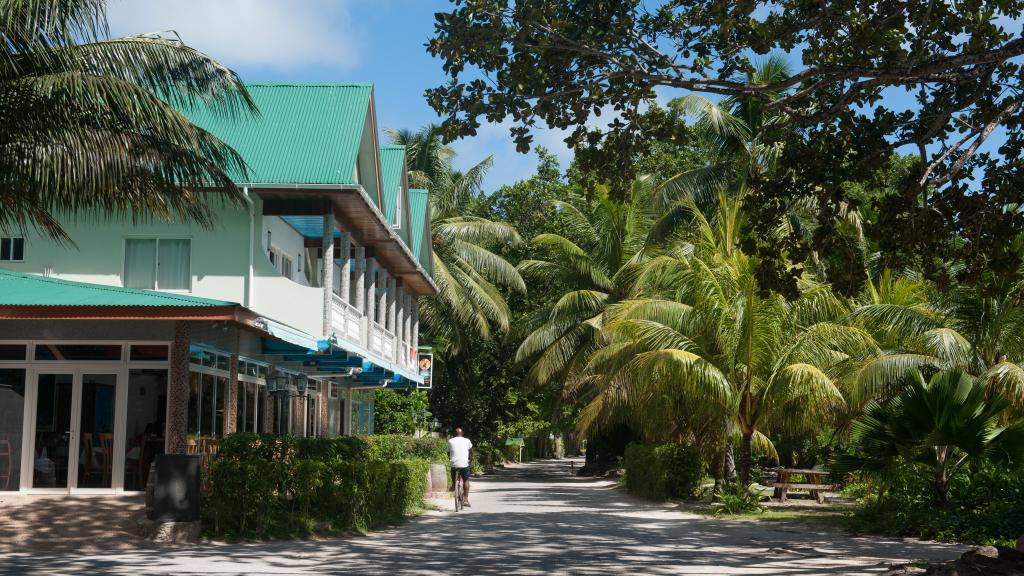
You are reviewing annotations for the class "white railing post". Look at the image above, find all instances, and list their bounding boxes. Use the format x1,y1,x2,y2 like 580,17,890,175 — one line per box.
321,212,334,338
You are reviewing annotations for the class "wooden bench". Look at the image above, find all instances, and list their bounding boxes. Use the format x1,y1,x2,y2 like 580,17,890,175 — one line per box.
768,468,835,503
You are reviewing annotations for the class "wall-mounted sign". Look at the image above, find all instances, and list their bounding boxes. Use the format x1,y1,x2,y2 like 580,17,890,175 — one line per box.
417,350,433,389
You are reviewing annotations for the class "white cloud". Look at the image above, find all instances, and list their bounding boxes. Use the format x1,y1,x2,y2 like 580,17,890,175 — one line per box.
106,0,361,73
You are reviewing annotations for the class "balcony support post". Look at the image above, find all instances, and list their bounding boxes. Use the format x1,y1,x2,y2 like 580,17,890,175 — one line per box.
412,298,420,352
321,212,335,338
403,292,412,366
365,258,376,346
339,230,351,305
387,276,397,361
355,247,366,346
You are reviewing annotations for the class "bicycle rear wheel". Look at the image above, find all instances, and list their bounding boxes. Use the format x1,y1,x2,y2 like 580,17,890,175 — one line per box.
454,478,463,512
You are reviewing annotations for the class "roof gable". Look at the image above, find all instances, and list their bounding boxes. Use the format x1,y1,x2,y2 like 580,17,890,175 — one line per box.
379,145,406,226
182,83,373,185
409,188,433,276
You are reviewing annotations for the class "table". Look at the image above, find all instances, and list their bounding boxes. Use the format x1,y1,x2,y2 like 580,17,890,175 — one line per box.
769,468,835,503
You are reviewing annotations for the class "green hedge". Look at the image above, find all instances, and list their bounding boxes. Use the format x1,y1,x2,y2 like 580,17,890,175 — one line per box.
206,434,441,538
624,442,705,501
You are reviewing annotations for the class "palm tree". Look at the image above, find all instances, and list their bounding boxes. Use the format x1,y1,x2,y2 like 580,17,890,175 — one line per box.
834,368,1024,505
844,272,1024,413
388,125,525,352
514,178,659,389
575,192,876,485
1,0,255,241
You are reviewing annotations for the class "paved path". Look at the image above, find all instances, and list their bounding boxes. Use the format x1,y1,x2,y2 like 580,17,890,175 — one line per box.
0,459,964,575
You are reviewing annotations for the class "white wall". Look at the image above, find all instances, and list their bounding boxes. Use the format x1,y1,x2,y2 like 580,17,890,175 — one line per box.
262,216,310,286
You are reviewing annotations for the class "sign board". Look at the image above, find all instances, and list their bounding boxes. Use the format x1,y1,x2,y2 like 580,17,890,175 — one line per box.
417,350,433,389
505,437,525,447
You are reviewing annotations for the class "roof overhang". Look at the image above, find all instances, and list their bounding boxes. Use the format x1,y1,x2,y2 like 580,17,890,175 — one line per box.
0,305,255,322
252,183,436,296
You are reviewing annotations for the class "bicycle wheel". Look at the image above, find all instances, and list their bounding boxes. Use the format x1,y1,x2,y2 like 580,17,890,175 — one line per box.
454,477,463,512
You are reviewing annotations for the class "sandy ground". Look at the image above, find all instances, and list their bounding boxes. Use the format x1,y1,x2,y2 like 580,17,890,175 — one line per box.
0,459,966,575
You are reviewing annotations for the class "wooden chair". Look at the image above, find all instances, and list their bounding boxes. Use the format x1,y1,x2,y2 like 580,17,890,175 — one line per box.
98,433,114,486
80,433,103,483
0,434,13,490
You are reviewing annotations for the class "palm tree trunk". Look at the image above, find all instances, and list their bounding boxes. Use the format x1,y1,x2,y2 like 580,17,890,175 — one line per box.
724,441,737,482
739,432,753,485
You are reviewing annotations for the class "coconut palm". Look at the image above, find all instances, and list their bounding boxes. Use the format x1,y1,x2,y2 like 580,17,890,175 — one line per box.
834,368,1024,505
514,178,660,389
388,126,524,353
844,271,1024,413
575,192,877,484
1,0,255,241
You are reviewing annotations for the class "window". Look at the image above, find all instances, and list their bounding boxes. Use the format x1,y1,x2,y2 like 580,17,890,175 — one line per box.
280,254,293,279
0,237,24,261
124,238,191,290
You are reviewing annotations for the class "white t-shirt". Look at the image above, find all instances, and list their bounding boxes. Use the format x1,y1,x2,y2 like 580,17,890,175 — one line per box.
448,436,473,468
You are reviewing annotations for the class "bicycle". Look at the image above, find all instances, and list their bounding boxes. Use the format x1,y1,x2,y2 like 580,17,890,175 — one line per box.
452,468,466,512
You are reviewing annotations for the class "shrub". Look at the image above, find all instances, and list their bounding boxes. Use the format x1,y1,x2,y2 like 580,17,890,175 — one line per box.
713,483,767,516
848,464,1024,547
624,443,705,501
205,433,447,539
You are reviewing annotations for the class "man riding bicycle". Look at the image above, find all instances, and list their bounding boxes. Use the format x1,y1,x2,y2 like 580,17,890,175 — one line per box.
448,428,473,507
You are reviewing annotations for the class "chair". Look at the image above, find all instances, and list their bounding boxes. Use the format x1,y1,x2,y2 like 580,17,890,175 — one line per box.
98,433,114,486
80,433,103,482
186,437,198,454
0,434,13,490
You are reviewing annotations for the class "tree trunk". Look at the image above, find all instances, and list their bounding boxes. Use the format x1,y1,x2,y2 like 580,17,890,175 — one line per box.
724,440,737,482
739,432,753,485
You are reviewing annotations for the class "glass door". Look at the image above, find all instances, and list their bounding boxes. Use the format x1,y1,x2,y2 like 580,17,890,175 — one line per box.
27,370,122,492
30,372,74,490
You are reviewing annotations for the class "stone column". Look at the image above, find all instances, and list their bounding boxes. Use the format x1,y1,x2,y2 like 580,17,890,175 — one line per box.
166,320,191,454
354,246,366,346
365,258,377,328
378,268,389,330
321,212,335,338
412,298,420,351
396,286,406,363
339,231,351,305
225,353,238,436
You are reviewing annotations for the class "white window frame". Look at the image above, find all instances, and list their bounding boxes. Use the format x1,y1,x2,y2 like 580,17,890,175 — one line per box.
393,188,402,230
122,237,193,292
280,253,293,279
0,236,25,262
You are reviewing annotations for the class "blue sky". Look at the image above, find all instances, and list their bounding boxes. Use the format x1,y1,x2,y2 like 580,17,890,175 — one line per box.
107,0,569,193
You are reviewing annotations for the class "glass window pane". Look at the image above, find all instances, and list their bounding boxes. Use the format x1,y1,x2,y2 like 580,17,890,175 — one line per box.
156,239,190,290
0,368,26,490
187,371,201,438
200,374,214,437
0,344,27,361
124,239,157,289
216,354,229,372
11,238,23,261
214,376,226,437
124,369,167,491
34,344,121,361
130,345,168,362
33,374,73,489
77,374,117,489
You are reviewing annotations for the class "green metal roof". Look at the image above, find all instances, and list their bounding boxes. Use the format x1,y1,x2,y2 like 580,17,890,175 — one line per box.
379,145,405,224
409,188,432,275
0,269,236,307
181,83,372,185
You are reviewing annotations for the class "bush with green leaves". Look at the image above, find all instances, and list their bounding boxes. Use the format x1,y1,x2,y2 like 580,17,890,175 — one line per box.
205,433,445,539
624,443,705,501
713,482,768,516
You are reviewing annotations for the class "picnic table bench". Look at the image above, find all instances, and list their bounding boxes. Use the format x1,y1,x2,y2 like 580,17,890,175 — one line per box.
767,467,837,503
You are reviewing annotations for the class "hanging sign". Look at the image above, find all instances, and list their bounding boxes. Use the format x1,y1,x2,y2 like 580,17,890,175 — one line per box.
417,350,433,389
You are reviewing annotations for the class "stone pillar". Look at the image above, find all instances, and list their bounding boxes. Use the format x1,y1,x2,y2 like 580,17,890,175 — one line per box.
412,299,420,351
396,286,406,357
355,247,367,345
225,354,238,436
339,231,351,305
378,268,389,330
403,292,413,366
386,277,397,332
166,321,191,454
321,212,335,338
365,258,377,327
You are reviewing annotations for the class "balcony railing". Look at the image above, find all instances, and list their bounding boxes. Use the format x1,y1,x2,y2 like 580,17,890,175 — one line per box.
331,293,362,348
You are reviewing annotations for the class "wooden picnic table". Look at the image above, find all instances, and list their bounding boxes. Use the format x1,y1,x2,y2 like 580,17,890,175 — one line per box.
769,467,835,503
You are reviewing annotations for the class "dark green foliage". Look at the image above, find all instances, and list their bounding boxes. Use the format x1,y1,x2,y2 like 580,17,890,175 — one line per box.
834,369,1024,504
373,389,431,435
713,483,767,516
623,443,705,501
848,465,1024,548
205,434,443,539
